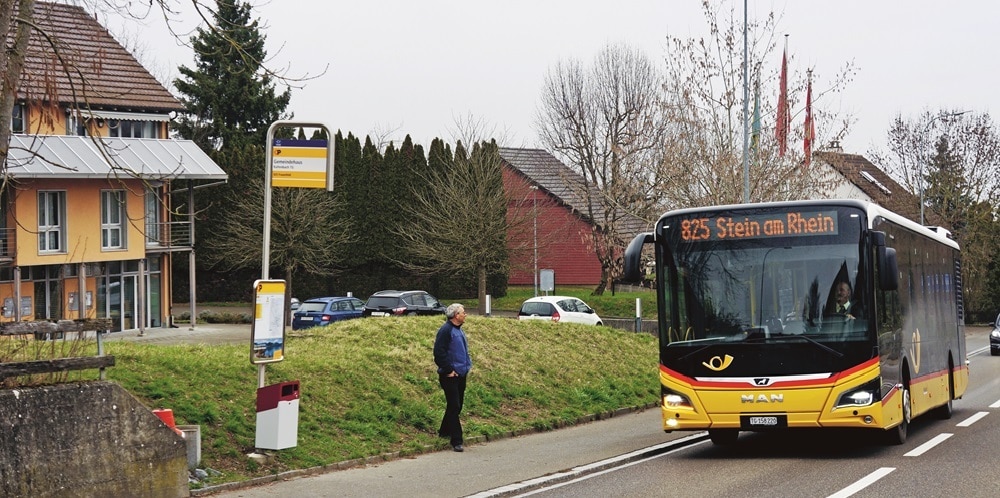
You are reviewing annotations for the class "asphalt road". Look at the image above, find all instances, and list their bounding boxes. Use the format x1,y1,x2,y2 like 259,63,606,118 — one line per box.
111,322,992,497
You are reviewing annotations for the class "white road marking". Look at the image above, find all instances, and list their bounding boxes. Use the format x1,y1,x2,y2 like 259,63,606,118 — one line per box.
957,411,989,427
827,467,896,498
904,433,952,456
469,433,709,498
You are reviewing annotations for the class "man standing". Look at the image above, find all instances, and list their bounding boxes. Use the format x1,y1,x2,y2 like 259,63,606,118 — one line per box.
433,303,472,452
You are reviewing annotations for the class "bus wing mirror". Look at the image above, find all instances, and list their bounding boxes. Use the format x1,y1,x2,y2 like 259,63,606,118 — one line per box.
872,231,898,291
623,232,653,282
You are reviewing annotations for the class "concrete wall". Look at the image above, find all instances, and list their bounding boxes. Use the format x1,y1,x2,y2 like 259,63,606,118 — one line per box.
0,381,188,497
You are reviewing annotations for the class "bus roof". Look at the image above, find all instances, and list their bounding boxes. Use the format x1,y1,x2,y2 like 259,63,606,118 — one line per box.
652,199,959,250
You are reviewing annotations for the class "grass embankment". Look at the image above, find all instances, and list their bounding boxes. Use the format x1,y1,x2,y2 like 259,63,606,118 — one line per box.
105,314,659,486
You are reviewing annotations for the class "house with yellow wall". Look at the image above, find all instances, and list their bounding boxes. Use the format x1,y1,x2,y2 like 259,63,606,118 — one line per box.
2,2,226,332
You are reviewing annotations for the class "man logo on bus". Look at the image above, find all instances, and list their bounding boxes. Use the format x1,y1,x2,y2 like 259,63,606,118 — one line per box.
742,394,784,403
702,354,734,371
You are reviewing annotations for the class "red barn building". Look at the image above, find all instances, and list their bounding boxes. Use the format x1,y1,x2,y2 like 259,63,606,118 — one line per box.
499,148,646,287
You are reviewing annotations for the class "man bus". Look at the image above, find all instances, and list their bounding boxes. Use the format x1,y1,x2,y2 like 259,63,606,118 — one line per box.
622,200,967,445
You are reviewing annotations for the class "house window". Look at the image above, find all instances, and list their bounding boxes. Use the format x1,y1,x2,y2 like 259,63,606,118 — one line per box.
38,191,66,253
109,119,161,138
65,112,87,136
145,188,161,245
12,104,24,134
101,190,126,250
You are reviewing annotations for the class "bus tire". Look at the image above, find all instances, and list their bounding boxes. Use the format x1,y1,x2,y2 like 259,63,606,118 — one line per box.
708,429,739,445
885,380,910,445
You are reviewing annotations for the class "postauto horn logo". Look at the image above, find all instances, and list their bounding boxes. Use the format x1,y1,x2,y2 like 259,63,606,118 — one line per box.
702,354,734,371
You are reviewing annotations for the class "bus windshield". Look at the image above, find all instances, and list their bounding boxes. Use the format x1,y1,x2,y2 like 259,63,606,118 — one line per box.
660,209,869,347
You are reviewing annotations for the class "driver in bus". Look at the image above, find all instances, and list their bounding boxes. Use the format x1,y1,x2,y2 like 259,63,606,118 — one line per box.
829,280,862,320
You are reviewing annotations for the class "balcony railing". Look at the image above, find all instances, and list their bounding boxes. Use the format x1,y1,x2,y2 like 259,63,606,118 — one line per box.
144,221,193,252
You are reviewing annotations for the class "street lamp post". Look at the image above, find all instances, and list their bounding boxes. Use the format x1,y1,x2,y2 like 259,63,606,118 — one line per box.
919,111,968,225
531,186,538,297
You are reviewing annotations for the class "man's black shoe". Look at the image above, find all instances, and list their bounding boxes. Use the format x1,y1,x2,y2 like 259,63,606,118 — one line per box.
453,444,464,452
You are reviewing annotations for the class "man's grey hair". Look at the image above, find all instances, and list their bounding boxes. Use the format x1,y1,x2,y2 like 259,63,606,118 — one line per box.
445,303,465,319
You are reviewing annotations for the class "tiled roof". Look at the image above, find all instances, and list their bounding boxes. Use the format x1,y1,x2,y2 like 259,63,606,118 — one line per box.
499,147,649,240
15,2,182,112
813,150,946,228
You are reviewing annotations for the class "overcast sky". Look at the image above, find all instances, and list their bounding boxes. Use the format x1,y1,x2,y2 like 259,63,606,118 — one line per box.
123,0,997,156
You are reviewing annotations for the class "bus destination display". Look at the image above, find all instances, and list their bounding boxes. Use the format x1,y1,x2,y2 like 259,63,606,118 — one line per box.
677,210,838,242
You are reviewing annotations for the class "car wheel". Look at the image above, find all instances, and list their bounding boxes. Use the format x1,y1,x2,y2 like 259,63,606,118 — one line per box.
992,348,1000,357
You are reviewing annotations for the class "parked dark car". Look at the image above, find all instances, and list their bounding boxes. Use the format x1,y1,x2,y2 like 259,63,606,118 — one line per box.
362,290,446,317
291,296,365,330
990,312,1000,356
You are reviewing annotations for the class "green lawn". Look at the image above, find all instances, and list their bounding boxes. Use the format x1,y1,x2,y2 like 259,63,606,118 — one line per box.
105,313,659,488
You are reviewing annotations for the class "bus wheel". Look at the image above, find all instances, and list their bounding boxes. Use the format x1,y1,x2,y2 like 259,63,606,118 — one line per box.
708,429,739,445
885,383,910,445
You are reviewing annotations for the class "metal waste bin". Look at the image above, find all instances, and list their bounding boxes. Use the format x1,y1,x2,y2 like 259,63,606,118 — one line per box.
255,380,300,450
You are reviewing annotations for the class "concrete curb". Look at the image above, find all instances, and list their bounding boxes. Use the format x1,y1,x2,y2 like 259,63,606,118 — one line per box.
190,402,659,496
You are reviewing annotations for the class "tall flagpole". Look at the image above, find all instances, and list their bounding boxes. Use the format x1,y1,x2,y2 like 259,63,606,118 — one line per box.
741,0,749,203
776,35,789,157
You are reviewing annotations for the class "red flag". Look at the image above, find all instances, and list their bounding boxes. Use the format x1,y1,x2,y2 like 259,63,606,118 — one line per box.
804,72,814,166
776,41,789,156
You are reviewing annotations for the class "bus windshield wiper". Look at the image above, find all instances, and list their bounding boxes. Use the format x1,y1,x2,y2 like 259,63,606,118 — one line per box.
758,334,844,357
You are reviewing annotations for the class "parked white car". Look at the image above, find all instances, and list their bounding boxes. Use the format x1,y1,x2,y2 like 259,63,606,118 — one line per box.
517,296,603,325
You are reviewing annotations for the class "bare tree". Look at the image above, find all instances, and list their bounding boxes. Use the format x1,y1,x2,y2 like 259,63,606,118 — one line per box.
536,42,669,295
658,0,856,208
871,110,1000,211
390,134,512,314
869,110,1000,317
204,171,353,300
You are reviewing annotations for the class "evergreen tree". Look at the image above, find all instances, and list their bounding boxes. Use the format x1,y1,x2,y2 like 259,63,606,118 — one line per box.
172,0,291,152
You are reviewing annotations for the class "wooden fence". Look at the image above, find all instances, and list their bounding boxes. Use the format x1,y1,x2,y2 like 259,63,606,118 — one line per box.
0,319,114,381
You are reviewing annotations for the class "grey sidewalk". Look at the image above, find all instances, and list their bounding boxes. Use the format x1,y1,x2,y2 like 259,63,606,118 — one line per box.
200,407,689,498
104,322,251,346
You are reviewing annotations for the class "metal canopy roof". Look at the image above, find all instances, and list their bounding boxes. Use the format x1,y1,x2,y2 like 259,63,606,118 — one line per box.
6,135,228,181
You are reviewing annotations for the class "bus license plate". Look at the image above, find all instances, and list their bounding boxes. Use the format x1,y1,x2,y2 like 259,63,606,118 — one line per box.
741,415,787,429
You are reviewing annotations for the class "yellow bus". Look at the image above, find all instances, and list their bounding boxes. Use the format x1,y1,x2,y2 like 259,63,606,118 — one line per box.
623,200,968,445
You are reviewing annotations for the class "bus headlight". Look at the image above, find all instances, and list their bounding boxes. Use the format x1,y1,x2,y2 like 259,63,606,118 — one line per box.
834,379,880,409
662,387,693,409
